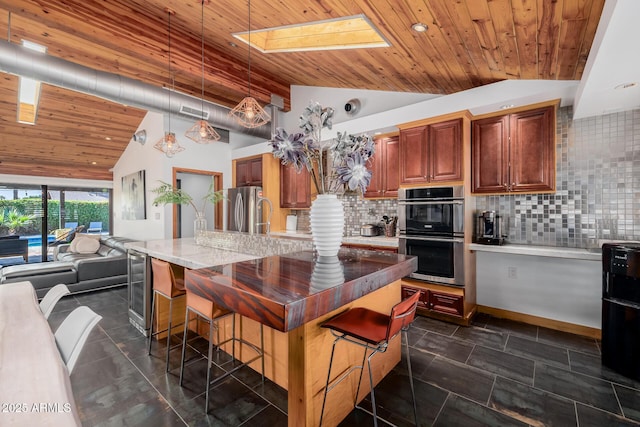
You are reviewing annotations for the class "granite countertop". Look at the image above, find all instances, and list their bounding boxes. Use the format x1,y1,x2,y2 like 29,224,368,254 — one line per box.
269,231,399,248
125,238,260,269
469,243,602,261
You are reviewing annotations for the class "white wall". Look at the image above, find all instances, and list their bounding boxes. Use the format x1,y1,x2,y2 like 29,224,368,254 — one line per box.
476,252,602,329
113,112,234,240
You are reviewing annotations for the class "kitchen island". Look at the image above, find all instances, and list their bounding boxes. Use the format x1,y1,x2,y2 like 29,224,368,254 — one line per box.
126,236,417,427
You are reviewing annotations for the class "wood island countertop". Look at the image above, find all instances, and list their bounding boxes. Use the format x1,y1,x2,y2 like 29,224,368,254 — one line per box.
185,248,417,332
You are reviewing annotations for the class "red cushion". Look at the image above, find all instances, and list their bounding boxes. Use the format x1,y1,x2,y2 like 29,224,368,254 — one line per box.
322,307,390,345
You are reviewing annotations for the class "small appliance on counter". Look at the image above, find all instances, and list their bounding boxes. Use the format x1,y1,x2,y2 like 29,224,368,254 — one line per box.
475,210,505,245
360,224,380,237
286,215,297,232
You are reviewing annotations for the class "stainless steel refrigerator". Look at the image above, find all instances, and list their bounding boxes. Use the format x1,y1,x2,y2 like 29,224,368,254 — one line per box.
226,186,263,234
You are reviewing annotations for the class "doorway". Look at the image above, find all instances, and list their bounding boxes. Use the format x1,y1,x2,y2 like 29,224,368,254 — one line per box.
171,168,223,238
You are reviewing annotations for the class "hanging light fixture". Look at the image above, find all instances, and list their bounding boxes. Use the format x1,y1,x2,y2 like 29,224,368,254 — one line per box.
185,1,220,143
228,0,271,128
155,8,185,157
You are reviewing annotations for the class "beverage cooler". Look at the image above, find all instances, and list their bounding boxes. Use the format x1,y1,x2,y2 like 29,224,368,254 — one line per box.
602,243,640,380
127,249,152,336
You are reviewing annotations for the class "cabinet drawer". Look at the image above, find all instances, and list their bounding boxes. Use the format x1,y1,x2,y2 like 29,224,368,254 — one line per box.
428,291,463,317
402,285,429,309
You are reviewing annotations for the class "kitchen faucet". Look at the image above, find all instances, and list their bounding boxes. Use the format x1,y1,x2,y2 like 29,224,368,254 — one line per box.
256,196,273,235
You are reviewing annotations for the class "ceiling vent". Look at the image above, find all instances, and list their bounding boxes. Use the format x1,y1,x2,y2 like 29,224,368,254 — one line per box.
179,104,209,120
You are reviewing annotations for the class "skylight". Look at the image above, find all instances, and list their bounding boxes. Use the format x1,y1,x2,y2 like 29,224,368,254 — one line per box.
232,14,390,53
17,40,47,125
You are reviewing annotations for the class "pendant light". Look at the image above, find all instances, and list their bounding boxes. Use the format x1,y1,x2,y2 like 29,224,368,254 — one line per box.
228,0,271,129
155,8,185,157
185,1,220,143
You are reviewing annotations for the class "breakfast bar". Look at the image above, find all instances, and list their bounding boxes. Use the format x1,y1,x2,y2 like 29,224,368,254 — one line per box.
127,236,416,427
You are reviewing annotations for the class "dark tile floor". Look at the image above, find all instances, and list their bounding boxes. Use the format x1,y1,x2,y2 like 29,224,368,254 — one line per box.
47,287,640,426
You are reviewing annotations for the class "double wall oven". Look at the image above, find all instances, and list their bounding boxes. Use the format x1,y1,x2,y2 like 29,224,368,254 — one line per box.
398,186,465,287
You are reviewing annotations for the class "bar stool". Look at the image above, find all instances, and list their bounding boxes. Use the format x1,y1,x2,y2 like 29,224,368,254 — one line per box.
319,291,420,427
179,287,265,413
147,258,186,372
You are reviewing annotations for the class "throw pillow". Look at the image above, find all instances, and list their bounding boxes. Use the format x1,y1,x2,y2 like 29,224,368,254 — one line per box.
73,236,101,254
70,234,101,253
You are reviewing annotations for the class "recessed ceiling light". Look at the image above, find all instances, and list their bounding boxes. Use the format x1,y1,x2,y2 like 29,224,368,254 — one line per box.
411,23,428,33
233,14,390,53
500,104,515,110
91,161,97,165
105,137,112,141
614,82,638,90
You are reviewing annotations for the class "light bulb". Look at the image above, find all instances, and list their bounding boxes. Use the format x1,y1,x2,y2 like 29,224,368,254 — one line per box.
245,106,255,119
199,123,207,137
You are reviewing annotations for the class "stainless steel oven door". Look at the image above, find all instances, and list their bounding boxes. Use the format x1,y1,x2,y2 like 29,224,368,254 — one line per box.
398,235,465,286
398,199,464,236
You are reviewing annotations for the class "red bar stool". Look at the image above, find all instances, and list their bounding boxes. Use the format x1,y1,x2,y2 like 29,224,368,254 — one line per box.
319,291,420,427
179,287,265,413
147,258,186,372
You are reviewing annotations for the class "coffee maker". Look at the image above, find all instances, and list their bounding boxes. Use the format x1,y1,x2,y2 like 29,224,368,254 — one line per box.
475,210,504,245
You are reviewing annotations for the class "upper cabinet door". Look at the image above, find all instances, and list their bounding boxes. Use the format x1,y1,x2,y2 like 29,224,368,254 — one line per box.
383,137,399,197
280,163,310,208
471,105,555,194
235,157,263,187
365,136,399,198
364,138,384,198
399,126,429,184
472,116,509,193
509,107,555,193
429,118,462,183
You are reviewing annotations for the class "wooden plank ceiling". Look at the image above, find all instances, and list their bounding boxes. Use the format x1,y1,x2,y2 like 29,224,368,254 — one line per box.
0,0,605,180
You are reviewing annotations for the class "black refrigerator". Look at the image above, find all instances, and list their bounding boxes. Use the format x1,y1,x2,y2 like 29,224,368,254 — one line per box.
602,243,640,380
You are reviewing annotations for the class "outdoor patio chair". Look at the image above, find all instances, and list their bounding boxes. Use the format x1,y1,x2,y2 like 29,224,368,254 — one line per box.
87,222,102,234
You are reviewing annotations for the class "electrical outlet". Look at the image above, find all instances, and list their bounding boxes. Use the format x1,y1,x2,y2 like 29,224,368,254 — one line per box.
508,266,517,279
155,212,161,220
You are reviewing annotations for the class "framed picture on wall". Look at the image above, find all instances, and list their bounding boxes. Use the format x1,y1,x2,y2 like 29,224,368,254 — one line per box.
122,170,146,220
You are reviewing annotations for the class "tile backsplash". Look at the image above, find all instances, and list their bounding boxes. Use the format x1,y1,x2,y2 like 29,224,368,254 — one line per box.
291,195,398,237
293,106,640,248
475,106,640,248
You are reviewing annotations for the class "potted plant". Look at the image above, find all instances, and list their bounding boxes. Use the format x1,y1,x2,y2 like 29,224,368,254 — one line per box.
151,180,224,236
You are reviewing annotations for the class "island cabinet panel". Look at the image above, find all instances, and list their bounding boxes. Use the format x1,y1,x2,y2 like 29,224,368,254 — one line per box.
399,118,462,185
236,156,263,187
280,163,311,208
472,105,555,194
365,136,399,198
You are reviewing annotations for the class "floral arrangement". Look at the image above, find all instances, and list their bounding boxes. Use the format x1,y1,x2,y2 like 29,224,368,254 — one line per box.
269,101,375,194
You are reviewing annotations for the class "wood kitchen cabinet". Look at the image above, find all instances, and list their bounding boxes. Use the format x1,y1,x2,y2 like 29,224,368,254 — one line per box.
364,135,399,198
399,118,462,185
401,279,470,323
235,157,262,187
472,105,555,194
280,163,310,208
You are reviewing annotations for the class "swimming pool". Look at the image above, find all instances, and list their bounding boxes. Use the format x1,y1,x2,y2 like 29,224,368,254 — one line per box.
22,235,57,247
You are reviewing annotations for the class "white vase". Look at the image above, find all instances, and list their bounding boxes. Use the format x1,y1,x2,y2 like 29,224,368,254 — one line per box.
310,194,344,257
194,212,207,237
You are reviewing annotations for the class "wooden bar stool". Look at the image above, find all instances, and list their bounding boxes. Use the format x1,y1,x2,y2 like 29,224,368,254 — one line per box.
179,288,265,413
147,258,186,372
319,291,420,427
